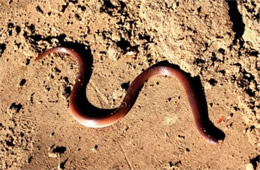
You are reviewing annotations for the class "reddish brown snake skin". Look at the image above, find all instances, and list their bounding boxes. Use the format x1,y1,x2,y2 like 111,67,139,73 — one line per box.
36,47,219,144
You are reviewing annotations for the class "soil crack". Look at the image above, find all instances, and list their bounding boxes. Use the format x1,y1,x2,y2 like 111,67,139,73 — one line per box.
226,0,245,43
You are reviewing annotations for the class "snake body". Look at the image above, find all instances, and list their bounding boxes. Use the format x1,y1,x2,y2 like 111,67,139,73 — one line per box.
36,47,220,144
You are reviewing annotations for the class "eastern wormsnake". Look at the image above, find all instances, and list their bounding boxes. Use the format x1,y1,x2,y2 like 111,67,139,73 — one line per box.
36,47,219,144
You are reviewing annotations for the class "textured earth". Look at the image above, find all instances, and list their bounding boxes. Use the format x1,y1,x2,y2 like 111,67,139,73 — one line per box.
0,0,259,169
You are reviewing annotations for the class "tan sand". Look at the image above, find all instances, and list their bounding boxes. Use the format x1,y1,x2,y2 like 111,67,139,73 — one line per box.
0,0,259,169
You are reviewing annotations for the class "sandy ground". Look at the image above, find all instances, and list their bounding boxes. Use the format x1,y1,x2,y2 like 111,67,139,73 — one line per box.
0,0,259,169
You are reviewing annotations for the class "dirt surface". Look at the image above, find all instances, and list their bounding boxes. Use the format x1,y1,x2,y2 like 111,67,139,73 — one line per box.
0,0,259,169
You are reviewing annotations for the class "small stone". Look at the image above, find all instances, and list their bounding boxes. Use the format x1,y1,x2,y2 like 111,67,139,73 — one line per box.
48,152,57,158
245,163,254,170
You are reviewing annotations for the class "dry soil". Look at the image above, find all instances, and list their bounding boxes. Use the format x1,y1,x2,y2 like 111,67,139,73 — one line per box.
0,0,259,169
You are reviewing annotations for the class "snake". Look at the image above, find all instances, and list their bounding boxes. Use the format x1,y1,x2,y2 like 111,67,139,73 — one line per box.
36,47,220,144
